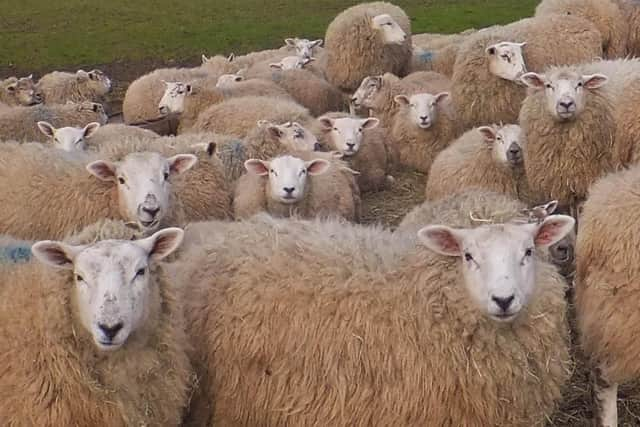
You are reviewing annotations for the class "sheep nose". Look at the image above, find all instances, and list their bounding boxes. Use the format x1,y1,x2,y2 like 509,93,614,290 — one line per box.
350,96,358,104
142,206,160,218
313,142,322,151
559,100,574,110
492,295,515,311
283,187,295,194
159,106,168,115
98,322,123,340
420,116,428,121
346,142,355,149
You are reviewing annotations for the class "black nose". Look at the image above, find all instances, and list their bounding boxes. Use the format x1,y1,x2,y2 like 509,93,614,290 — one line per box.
559,101,574,109
142,207,160,218
283,187,295,194
346,143,355,149
492,295,515,311
351,97,357,103
313,142,322,151
98,322,123,340
420,116,428,121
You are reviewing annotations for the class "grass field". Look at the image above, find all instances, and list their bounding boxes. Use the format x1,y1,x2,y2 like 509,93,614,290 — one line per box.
1,0,537,73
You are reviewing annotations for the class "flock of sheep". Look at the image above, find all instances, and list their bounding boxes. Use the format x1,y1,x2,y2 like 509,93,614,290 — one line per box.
1,0,640,425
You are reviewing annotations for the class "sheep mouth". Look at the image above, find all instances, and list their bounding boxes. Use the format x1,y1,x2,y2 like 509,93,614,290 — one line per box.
280,195,298,204
418,121,432,129
139,218,160,229
491,312,518,322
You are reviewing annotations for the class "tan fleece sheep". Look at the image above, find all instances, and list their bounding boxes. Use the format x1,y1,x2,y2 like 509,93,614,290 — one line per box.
452,14,602,129
0,220,192,426
409,43,460,77
174,206,572,427
0,75,42,106
85,123,159,150
37,69,112,105
425,124,532,203
324,2,413,91
0,102,108,142
192,95,314,139
574,165,640,426
233,152,360,222
535,0,628,59
389,90,460,173
0,142,197,240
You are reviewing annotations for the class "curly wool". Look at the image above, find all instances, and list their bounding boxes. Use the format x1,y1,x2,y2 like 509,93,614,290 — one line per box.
0,220,192,426
85,123,159,150
37,71,110,105
324,2,413,91
175,213,570,427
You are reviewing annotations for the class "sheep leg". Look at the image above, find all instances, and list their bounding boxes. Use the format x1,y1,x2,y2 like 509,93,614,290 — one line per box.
592,366,618,427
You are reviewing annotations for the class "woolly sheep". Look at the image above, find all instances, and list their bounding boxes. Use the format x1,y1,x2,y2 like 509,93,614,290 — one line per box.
574,165,640,426
535,0,628,59
616,0,640,57
318,114,391,192
0,75,42,106
174,207,573,426
269,55,314,71
0,221,192,425
389,90,460,173
37,69,112,105
233,153,360,221
199,53,242,75
216,72,244,88
425,124,531,203
0,142,197,239
0,101,108,143
409,43,460,77
411,29,478,51
451,14,602,129
85,123,160,150
36,120,101,151
285,37,323,59
192,95,313,139
324,2,412,91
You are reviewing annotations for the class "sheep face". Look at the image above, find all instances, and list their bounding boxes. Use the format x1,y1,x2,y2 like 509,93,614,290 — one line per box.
319,116,379,156
216,73,244,88
485,42,527,81
371,14,407,45
478,124,524,168
76,69,112,95
285,38,323,59
394,92,449,129
521,70,608,121
87,153,197,232
37,121,101,151
269,55,314,71
158,81,192,115
263,121,320,151
352,75,382,109
2,75,42,106
74,101,109,123
31,228,183,351
245,155,330,204
418,215,575,321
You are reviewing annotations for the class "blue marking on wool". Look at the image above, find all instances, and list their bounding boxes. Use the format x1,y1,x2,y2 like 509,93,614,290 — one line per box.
0,245,32,263
418,51,434,63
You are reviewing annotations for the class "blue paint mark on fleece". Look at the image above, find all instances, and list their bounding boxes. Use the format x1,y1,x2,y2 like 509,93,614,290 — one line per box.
418,51,434,63
0,244,32,263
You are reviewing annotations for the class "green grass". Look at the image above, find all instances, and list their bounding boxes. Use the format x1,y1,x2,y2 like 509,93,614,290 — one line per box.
0,0,538,72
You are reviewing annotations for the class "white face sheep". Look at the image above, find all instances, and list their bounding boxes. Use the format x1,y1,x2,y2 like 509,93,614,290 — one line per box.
269,55,314,70
478,124,524,168
351,75,383,108
87,152,197,231
418,214,575,321
244,155,330,204
485,41,527,81
371,14,407,45
31,227,184,351
76,69,112,95
158,81,192,115
521,70,609,121
1,75,43,106
36,121,101,151
284,38,323,59
318,116,380,156
259,120,321,151
216,73,244,88
394,92,449,129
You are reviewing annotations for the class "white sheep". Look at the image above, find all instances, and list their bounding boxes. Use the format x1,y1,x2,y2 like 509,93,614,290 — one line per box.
216,72,244,88
269,55,315,71
37,69,112,105
0,75,42,106
36,121,101,151
285,37,323,59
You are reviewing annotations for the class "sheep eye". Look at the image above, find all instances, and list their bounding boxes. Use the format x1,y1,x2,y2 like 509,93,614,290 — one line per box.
525,248,534,257
163,171,169,180
577,82,583,88
118,177,125,184
545,84,552,89
333,127,338,131
135,268,146,278
75,139,83,145
464,252,473,262
75,274,84,282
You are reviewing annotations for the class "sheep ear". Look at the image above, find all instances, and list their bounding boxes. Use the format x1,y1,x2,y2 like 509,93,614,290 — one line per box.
305,159,331,175
417,225,463,257
318,117,334,130
285,38,296,47
86,160,117,182
83,122,101,138
485,45,497,55
168,154,198,176
76,70,89,81
201,54,209,64
520,72,546,89
269,63,283,70
434,92,449,104
5,81,17,92
478,126,496,144
37,121,56,138
25,74,33,81
245,159,270,176
311,39,323,48
361,117,379,130
394,95,410,106
136,227,184,261
227,53,235,62
330,150,345,159
582,74,608,89
533,200,558,216
32,241,84,269
234,75,243,82
517,42,527,48
206,142,216,156
267,125,284,139
530,215,575,248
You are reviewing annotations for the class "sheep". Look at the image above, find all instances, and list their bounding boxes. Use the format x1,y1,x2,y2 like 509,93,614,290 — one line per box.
0,101,108,143
388,90,460,173
36,120,101,151
233,152,360,221
37,69,112,105
199,53,242,75
0,142,197,240
285,37,323,59
451,14,603,129
85,123,160,150
411,29,478,51
425,124,532,203
269,55,314,71
0,75,42,106
0,220,192,426
351,71,451,128
573,164,640,426
192,95,314,139
318,114,391,192
616,0,640,57
216,72,244,88
324,2,412,91
174,207,573,426
535,0,628,59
